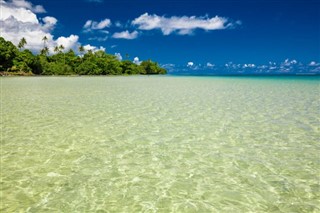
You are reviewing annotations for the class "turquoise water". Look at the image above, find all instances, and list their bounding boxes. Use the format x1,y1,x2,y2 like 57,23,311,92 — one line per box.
1,76,319,212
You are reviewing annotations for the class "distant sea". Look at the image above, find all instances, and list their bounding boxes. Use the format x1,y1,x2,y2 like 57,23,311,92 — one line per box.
1,76,319,212
168,71,320,77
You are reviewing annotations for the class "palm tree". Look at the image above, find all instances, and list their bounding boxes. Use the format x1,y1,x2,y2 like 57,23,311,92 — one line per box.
79,45,85,55
18,37,27,50
78,45,85,63
59,44,65,53
42,36,48,48
40,46,49,56
59,45,65,64
54,46,59,54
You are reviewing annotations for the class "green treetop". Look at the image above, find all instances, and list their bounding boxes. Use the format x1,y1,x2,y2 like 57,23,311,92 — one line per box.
0,36,167,76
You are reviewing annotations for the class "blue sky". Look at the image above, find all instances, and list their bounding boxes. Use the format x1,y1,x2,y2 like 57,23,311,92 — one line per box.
1,0,319,74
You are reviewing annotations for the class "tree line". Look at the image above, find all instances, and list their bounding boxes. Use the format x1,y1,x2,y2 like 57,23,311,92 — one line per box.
0,36,167,75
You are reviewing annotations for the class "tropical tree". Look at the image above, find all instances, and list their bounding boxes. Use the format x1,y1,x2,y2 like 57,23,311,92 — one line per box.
40,36,49,56
59,44,65,64
64,49,78,70
42,36,48,48
121,60,142,75
18,37,27,50
40,46,49,56
140,60,167,75
0,36,167,75
54,46,59,54
79,45,85,55
59,44,65,53
78,45,85,64
75,60,100,75
11,49,35,73
0,37,18,71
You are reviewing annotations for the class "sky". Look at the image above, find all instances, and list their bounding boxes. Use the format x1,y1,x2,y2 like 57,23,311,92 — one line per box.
1,0,319,74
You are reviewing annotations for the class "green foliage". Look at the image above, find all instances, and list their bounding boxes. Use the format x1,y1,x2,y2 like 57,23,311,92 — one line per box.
0,36,167,75
121,60,143,75
64,50,79,70
43,62,74,75
75,60,101,75
0,37,19,71
140,60,167,75
40,47,49,56
79,45,85,54
31,55,46,75
10,49,35,72
18,37,27,50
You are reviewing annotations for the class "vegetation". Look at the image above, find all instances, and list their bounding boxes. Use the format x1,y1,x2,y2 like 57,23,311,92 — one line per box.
0,37,166,76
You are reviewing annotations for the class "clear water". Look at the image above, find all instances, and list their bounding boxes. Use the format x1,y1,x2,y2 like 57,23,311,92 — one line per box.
1,76,319,212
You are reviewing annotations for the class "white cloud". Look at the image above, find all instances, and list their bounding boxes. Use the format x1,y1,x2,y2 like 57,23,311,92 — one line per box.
88,36,108,42
112,30,138,39
225,62,235,68
186,63,202,70
309,61,318,66
243,63,255,68
207,62,214,67
187,62,194,67
115,53,122,61
1,2,38,23
162,63,175,68
291,59,297,64
169,61,320,74
100,30,109,34
4,0,46,13
83,20,92,29
132,13,239,35
83,18,111,32
133,57,141,65
55,35,79,52
95,19,111,29
11,0,31,8
32,5,46,13
115,21,123,28
282,58,298,66
42,16,58,31
0,0,93,54
83,44,105,52
0,14,55,52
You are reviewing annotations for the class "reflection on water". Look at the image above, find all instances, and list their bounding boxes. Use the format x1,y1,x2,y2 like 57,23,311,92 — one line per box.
1,76,319,212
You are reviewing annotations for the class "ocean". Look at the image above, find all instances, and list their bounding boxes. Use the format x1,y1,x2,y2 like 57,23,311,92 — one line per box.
1,76,319,212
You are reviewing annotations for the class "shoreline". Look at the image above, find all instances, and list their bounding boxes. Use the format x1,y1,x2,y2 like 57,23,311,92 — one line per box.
1,72,319,78
0,72,165,77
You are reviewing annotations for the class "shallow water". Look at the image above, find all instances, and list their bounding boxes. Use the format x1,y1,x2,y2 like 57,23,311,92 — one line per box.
1,76,319,212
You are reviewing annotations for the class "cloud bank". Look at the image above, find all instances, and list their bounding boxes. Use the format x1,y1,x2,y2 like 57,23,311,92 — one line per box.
2,0,46,13
0,0,102,53
82,13,240,40
164,59,320,75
